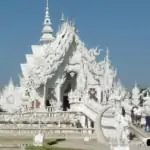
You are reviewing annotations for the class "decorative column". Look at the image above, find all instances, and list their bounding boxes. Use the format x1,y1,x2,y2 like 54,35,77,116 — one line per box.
80,115,86,128
98,87,101,104
42,84,47,110
56,85,61,110
56,79,61,110
88,119,91,128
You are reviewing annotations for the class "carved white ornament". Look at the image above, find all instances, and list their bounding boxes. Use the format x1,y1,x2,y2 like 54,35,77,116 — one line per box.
0,79,22,112
6,95,15,104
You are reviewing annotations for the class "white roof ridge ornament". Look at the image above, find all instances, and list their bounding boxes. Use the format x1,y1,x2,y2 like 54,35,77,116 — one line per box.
40,0,54,45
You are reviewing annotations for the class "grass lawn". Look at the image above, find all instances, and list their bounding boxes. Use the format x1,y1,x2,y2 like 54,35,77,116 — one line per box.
26,139,84,150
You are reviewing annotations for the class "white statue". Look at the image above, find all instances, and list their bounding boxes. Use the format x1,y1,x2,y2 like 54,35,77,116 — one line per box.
33,131,44,146
114,110,129,146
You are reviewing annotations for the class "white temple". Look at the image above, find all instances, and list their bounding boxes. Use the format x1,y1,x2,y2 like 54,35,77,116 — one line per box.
1,2,150,148
0,1,126,114
0,1,131,135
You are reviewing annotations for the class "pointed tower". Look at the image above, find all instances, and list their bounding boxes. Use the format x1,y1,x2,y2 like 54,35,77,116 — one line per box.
60,12,65,23
104,47,110,75
103,47,110,91
132,81,140,95
105,46,110,63
40,0,54,45
132,81,140,105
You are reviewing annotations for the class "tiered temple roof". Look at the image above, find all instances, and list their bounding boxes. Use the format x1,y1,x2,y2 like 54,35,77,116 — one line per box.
0,1,126,112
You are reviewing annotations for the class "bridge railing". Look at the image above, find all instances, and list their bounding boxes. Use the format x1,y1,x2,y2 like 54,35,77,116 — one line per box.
0,127,96,138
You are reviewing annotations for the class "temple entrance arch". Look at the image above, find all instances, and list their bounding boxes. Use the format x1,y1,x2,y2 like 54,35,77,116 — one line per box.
61,72,77,111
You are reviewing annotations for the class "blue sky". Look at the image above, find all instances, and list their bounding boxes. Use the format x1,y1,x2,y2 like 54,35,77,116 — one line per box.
0,0,150,90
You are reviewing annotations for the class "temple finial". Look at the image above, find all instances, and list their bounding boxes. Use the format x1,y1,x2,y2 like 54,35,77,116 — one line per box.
46,0,48,8
40,0,54,45
134,80,137,87
60,12,65,22
106,46,109,61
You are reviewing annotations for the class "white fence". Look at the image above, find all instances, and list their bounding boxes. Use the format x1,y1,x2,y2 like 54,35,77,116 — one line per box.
0,127,96,139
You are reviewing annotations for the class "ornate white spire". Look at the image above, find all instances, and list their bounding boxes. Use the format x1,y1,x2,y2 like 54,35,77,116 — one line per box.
133,81,139,93
104,47,110,73
60,12,65,22
40,0,54,45
106,46,109,62
132,81,140,105
134,80,137,87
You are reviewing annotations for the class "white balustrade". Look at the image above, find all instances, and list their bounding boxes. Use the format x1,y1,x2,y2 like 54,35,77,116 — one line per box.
0,127,95,136
0,100,102,139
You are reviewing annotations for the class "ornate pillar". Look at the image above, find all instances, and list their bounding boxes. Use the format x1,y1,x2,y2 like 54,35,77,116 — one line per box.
42,84,47,109
55,78,62,110
56,84,61,110
103,91,107,105
88,119,91,128
98,87,101,104
80,115,86,128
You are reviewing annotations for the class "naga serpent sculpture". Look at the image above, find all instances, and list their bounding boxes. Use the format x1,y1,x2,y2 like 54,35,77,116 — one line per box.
95,105,113,145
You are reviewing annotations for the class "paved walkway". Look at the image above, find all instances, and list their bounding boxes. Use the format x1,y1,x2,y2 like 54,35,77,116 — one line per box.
54,139,150,150
0,134,150,150
0,140,150,150
55,139,108,150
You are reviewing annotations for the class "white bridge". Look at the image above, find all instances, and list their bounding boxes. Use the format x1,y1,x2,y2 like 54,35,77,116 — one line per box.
0,100,115,139
0,99,149,144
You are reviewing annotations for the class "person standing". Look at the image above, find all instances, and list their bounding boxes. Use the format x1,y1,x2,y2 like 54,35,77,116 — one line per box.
131,109,134,124
133,107,138,125
122,107,126,117
136,107,142,127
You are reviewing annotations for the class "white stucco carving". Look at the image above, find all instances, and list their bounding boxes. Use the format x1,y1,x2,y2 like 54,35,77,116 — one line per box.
0,79,22,112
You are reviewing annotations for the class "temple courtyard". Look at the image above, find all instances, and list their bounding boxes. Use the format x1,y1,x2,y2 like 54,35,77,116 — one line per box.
0,138,150,150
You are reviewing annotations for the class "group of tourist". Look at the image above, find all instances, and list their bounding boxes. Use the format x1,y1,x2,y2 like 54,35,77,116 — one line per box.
130,105,150,132
121,106,143,127
130,106,142,127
